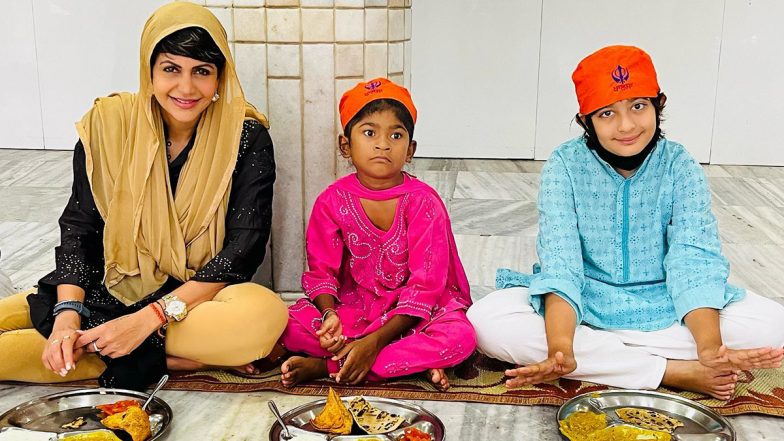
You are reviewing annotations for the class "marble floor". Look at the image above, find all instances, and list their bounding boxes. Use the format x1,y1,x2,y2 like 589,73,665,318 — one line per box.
1,149,784,440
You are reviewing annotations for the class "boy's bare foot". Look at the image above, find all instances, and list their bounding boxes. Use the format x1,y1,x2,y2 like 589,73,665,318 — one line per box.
427,368,449,391
280,356,328,388
166,355,259,375
662,360,738,401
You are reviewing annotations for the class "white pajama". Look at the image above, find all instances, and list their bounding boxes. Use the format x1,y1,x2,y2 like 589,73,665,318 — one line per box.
466,287,784,390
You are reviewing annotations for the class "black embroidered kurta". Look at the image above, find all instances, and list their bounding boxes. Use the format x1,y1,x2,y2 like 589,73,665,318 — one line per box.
28,120,275,390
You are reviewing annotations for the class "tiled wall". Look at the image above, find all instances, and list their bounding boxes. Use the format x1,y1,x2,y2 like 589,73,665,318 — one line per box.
190,0,412,292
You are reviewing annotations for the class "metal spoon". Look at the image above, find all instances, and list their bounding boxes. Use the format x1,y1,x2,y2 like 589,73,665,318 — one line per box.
269,400,293,440
587,397,626,427
142,374,169,411
587,398,731,441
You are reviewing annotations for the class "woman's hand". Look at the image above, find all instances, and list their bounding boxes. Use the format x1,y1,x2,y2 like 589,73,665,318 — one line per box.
75,307,160,359
699,345,784,371
316,312,346,353
42,311,82,376
331,335,381,385
504,350,577,388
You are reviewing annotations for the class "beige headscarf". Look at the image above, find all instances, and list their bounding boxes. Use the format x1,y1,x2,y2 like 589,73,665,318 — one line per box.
75,2,269,305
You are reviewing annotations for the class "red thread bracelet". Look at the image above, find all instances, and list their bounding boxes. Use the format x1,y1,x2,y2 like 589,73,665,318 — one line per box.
150,302,167,326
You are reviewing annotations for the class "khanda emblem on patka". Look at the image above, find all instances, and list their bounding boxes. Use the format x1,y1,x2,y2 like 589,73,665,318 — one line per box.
365,80,383,91
611,65,630,84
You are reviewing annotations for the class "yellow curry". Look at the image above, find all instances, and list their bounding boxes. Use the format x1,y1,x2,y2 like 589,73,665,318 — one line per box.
559,411,672,441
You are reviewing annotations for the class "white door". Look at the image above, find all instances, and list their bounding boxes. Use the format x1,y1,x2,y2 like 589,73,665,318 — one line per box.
0,0,168,150
535,0,724,162
0,0,44,150
711,1,784,166
33,0,169,150
410,0,542,159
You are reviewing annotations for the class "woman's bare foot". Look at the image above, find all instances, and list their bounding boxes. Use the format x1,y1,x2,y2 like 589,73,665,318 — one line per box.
427,368,449,391
166,355,259,375
280,356,328,388
662,360,738,400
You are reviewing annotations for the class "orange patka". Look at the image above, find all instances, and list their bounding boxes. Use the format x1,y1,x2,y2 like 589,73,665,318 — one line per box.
572,45,660,115
339,78,417,129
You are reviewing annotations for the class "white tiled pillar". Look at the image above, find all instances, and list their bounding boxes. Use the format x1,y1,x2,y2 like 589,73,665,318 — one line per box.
196,0,412,292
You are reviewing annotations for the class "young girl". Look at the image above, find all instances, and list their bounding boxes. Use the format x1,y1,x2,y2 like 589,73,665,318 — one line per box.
467,46,784,400
279,78,476,388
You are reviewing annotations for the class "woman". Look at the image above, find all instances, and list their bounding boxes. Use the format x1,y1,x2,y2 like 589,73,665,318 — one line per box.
0,3,287,390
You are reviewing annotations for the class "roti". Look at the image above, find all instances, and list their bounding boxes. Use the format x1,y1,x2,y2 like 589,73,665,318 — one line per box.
615,408,684,433
311,388,352,435
347,397,406,434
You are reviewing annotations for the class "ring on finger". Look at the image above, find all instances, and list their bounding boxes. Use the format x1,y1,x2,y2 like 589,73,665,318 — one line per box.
92,341,101,354
63,334,71,341
50,339,60,346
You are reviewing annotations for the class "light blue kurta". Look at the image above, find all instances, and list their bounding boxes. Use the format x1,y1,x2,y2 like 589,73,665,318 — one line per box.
497,137,744,331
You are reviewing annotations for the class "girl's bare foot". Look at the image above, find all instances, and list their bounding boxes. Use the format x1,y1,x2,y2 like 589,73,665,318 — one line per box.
427,368,449,391
280,356,328,388
662,360,738,400
166,355,259,375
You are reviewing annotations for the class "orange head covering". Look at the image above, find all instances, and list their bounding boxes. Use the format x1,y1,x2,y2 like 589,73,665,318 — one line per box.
572,45,660,116
339,78,417,131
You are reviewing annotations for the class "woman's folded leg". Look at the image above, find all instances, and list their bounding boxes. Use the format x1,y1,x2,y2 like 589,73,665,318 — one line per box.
0,292,105,383
164,283,288,366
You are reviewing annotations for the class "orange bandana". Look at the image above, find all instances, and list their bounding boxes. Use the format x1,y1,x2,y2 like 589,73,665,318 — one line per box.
339,78,417,130
572,45,660,115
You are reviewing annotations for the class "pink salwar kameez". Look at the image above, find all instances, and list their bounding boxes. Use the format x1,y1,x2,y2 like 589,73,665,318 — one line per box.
281,173,476,380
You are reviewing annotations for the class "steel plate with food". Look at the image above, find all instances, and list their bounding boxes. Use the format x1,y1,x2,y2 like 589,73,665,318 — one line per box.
269,388,444,441
0,388,172,441
557,390,735,441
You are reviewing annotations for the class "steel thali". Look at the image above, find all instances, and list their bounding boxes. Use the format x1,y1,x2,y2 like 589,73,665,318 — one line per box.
557,389,735,440
0,388,172,441
269,396,445,441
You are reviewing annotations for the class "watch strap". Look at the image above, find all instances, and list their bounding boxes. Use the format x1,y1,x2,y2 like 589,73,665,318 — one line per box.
53,300,91,318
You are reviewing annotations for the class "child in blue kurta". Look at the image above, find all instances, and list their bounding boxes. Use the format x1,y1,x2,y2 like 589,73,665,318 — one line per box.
468,45,784,400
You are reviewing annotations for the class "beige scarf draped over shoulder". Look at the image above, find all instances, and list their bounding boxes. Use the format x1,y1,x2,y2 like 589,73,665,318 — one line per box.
75,3,269,305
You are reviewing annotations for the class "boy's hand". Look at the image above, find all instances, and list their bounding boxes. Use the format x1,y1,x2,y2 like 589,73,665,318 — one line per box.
316,312,346,353
698,345,784,371
504,351,576,388
331,335,381,385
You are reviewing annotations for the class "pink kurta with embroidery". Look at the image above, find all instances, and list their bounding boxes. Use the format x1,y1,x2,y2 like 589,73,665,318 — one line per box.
281,173,475,379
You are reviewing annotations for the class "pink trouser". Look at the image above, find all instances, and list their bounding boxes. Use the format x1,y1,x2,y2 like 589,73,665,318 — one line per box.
280,309,476,381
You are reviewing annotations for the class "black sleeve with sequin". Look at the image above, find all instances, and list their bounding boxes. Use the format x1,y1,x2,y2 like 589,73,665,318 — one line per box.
38,141,105,291
192,120,276,284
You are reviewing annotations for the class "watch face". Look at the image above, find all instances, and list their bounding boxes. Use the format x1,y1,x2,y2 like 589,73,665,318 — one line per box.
167,301,186,315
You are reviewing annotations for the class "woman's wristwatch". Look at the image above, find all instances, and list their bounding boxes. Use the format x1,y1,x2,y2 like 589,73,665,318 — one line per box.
160,294,188,322
53,300,91,318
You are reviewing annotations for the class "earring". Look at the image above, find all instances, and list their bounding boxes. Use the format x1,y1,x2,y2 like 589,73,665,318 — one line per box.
211,92,220,102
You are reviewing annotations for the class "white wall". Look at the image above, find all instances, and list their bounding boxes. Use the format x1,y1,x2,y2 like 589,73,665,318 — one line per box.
1,0,167,150
411,0,784,166
5,1,784,166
